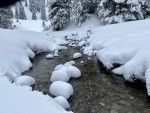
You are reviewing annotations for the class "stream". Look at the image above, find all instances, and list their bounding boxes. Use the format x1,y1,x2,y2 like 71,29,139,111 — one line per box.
24,46,150,113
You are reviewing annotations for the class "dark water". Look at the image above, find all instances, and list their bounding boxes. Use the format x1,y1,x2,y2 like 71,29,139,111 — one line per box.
24,46,150,113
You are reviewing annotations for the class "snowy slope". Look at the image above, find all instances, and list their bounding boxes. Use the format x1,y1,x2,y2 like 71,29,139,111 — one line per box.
84,19,150,95
0,76,68,113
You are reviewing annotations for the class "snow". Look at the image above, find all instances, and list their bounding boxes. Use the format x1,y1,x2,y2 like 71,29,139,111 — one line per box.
0,76,69,113
67,66,81,78
73,53,82,59
49,81,74,99
84,19,150,95
0,29,59,81
54,96,70,109
52,62,81,80
14,75,35,86
47,54,54,59
50,69,70,82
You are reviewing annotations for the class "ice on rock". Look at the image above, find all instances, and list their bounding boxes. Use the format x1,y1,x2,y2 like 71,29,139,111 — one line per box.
73,53,82,59
46,54,54,59
50,69,70,82
67,66,81,78
49,81,73,99
54,96,70,109
14,76,35,86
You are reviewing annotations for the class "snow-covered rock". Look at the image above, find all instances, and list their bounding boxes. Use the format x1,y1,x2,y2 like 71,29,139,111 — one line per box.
55,64,64,71
46,54,54,59
50,69,70,82
73,53,82,59
49,81,73,99
14,76,35,86
65,61,75,66
54,96,70,109
67,66,81,78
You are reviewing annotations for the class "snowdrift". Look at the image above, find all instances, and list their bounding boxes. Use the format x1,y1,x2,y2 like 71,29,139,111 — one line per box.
0,29,69,113
84,19,150,95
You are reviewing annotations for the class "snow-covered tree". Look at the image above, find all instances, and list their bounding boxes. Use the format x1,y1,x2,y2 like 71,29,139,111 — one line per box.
71,0,97,27
0,7,13,29
49,0,71,31
18,2,27,20
32,6,37,20
29,0,34,12
25,0,28,7
96,0,145,24
41,1,47,20
15,5,19,19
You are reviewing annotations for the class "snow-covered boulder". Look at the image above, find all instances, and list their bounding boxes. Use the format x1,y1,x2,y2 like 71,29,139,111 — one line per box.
50,69,70,82
55,64,64,71
54,96,70,109
65,61,75,66
67,66,81,78
49,81,73,99
46,54,54,59
14,76,35,86
73,53,82,59
78,40,87,47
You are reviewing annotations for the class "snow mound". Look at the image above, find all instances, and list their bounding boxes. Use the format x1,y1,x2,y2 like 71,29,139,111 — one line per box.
67,66,81,78
73,53,82,59
54,96,70,109
14,76,35,86
50,69,70,82
84,19,150,95
47,54,54,59
49,81,73,99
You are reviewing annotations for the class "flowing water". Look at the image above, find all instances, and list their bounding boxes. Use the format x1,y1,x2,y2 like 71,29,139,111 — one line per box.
24,46,150,113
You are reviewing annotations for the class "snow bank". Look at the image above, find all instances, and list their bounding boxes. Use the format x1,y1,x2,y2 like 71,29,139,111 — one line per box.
14,76,35,86
0,29,59,81
54,96,70,109
49,81,73,99
0,76,69,113
84,19,150,95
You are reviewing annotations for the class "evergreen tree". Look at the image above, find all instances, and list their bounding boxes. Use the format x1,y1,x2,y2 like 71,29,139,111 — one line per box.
96,0,145,24
32,6,37,20
41,1,47,20
49,0,71,31
0,7,13,29
25,0,28,7
18,2,27,20
71,0,97,27
15,5,19,19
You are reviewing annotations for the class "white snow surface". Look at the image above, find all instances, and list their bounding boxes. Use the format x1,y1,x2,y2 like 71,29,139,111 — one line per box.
49,81,74,99
51,68,70,82
54,96,70,109
0,29,59,81
73,53,82,59
0,76,69,113
84,19,150,95
47,54,54,59
14,75,35,86
52,62,81,82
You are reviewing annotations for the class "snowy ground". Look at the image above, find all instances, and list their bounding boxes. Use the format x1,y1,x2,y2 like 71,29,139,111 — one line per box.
1,11,150,113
